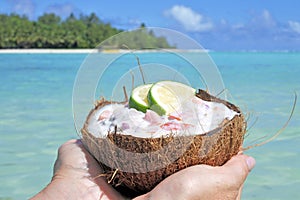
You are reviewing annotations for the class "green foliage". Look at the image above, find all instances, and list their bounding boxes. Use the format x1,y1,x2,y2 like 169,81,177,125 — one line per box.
0,13,172,49
101,27,173,50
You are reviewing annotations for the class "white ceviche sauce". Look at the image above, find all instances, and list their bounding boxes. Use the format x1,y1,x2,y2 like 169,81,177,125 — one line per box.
87,96,238,138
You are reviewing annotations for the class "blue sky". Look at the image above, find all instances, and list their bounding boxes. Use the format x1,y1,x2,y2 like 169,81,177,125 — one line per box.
1,0,300,51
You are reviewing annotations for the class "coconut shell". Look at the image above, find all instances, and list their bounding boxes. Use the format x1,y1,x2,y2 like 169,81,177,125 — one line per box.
81,89,246,198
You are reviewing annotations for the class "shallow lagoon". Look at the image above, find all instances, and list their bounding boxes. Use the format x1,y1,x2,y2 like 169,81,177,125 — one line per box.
0,52,299,199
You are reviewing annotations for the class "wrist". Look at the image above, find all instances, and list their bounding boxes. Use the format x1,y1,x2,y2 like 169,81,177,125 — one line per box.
31,169,101,200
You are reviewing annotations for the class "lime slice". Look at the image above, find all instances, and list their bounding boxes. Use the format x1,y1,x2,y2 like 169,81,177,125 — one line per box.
148,81,196,115
129,84,153,113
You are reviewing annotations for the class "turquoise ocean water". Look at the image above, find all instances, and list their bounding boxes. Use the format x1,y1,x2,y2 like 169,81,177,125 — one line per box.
0,52,299,199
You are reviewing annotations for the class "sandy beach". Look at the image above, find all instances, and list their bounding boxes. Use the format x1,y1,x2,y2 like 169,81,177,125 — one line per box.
0,48,210,54
0,49,96,54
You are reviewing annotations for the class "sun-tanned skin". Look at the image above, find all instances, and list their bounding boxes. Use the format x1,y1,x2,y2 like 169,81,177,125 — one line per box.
31,139,255,200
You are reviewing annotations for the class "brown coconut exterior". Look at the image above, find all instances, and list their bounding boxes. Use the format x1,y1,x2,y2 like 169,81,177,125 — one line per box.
81,89,246,198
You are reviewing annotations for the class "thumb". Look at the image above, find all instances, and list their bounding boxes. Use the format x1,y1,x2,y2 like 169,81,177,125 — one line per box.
222,154,256,181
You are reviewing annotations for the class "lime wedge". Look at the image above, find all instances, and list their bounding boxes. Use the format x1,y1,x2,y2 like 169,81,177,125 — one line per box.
148,81,196,115
129,84,153,113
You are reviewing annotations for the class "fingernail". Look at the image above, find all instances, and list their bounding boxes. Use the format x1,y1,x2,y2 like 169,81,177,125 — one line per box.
246,156,256,171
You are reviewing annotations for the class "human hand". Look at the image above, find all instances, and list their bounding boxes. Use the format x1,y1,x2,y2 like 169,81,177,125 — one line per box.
31,139,255,200
31,139,124,200
135,152,255,200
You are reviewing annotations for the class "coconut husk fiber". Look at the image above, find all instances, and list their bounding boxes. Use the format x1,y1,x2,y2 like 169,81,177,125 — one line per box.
81,89,246,198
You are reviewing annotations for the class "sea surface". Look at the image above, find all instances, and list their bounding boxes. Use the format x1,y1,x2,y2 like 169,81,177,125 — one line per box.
0,52,299,200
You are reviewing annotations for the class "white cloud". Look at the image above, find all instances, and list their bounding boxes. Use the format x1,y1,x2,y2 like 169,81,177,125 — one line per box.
220,19,227,26
227,9,279,35
288,21,300,34
168,8,300,50
10,0,35,18
250,9,276,30
261,9,276,27
232,23,245,30
165,5,213,32
46,3,78,18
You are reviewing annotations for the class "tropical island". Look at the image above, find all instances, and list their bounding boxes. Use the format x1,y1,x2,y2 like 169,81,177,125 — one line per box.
0,13,172,50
